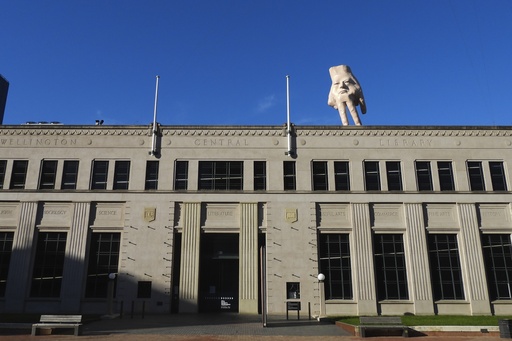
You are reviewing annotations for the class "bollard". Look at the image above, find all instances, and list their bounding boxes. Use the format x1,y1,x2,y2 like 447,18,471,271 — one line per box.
308,302,311,320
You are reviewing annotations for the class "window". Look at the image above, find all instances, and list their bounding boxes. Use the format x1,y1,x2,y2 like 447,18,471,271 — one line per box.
0,160,7,189
113,161,130,190
30,232,67,297
91,160,109,190
364,161,380,191
0,232,14,297
253,161,266,190
467,161,485,191
374,234,408,300
428,234,465,300
174,161,189,190
386,161,402,191
61,160,79,189
438,161,455,191
145,161,159,190
85,233,120,298
137,281,152,298
334,161,350,191
482,234,512,300
283,161,296,190
312,161,328,191
319,234,352,300
489,161,507,191
198,161,243,190
415,161,433,191
9,160,28,189
39,160,58,189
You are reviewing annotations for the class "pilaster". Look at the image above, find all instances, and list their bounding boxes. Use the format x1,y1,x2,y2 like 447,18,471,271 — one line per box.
179,202,201,313
5,201,38,313
457,203,491,315
404,203,434,314
60,202,90,312
351,203,377,315
239,202,259,313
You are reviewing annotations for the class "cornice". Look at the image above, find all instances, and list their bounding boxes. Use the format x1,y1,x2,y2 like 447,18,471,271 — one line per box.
0,125,511,138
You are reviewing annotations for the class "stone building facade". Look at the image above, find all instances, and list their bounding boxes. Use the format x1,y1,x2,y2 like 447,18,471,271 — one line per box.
0,124,511,316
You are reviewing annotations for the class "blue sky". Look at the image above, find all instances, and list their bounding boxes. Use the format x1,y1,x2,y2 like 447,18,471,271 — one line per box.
1,0,512,126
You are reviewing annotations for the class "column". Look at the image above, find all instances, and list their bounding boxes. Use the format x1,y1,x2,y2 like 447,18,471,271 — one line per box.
5,202,38,313
458,203,492,315
179,202,201,313
60,202,90,312
239,202,259,313
404,203,434,314
351,203,378,315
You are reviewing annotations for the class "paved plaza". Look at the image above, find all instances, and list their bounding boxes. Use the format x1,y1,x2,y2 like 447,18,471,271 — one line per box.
0,313,506,341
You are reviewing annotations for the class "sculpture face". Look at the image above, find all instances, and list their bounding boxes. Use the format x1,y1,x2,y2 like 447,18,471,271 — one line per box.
328,65,366,126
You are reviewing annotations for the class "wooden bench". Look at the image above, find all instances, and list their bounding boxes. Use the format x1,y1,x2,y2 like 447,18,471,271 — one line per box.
31,315,82,336
359,316,408,338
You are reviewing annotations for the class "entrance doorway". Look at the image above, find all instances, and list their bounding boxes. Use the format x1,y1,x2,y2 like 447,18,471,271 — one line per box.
199,233,239,312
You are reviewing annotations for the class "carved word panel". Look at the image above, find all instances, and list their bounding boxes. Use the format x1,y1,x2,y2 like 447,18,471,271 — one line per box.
425,204,458,231
91,203,125,229
0,203,19,228
479,204,512,231
372,204,404,230
317,203,351,230
38,203,72,228
203,203,239,232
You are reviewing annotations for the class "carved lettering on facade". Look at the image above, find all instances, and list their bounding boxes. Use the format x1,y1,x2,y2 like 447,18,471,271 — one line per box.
98,210,117,216
194,139,249,147
43,210,67,215
379,139,433,147
0,138,78,147
208,211,234,217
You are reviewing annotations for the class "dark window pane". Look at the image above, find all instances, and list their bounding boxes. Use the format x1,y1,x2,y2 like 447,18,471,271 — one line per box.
198,161,243,190
253,161,266,190
386,161,402,191
364,161,380,191
39,160,58,190
312,161,328,191
334,161,350,191
415,161,433,191
438,161,455,191
174,161,189,190
319,234,352,300
31,232,67,298
0,232,14,296
85,233,120,298
0,160,6,189
374,234,409,300
467,161,485,191
9,160,28,189
61,160,79,189
489,162,507,191
91,160,109,190
113,161,130,190
145,161,159,190
283,161,296,190
482,234,512,300
428,234,465,300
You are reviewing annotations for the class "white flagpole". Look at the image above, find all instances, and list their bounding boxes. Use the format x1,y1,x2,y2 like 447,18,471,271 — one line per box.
150,75,160,155
286,75,292,156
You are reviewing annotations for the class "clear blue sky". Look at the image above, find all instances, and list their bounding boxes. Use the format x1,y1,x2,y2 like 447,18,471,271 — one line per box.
1,0,512,126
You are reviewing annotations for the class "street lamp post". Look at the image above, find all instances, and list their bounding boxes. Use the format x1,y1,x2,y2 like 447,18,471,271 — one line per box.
107,273,116,316
317,273,325,319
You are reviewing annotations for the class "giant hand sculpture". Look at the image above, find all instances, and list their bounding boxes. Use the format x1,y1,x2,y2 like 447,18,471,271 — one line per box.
327,65,366,126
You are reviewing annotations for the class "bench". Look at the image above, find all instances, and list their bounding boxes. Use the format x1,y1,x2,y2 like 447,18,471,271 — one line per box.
359,316,408,338
31,315,82,336
286,301,301,320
